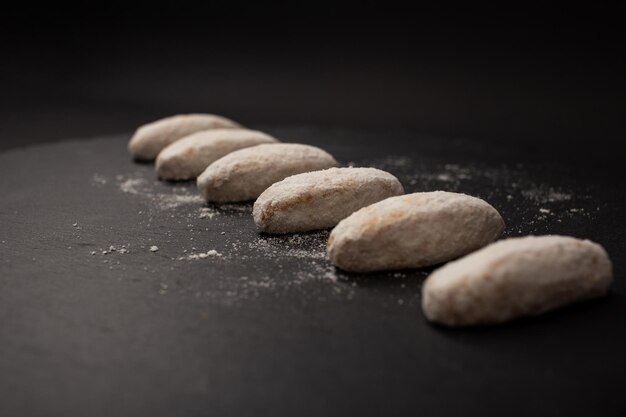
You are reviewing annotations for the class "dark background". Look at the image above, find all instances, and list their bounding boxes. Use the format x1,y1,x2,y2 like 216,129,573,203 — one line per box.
1,4,624,162
1,4,625,417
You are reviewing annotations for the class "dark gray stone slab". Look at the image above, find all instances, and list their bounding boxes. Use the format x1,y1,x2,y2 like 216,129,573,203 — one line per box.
1,127,624,417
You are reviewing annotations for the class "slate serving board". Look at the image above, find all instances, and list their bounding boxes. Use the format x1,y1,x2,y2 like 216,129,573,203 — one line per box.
1,127,624,416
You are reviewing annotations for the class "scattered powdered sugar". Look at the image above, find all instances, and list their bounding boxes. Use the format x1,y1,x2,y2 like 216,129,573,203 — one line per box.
217,203,252,213
247,231,329,260
158,194,204,209
91,173,108,186
90,244,132,256
522,185,572,203
82,245,133,263
294,262,341,283
199,207,218,219
119,177,146,194
368,155,592,235
189,262,357,305
88,154,597,302
177,249,222,260
115,172,203,210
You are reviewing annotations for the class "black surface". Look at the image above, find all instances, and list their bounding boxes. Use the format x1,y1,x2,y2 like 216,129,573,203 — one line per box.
2,5,625,156
1,128,624,416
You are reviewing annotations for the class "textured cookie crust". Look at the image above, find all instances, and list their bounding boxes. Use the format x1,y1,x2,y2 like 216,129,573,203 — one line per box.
253,167,404,234
155,129,277,180
128,114,241,161
197,143,338,202
422,235,613,326
327,191,505,272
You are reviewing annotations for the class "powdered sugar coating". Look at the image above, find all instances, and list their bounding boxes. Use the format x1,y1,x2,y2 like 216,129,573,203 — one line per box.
422,235,613,326
128,113,241,161
155,129,278,180
253,167,404,234
197,143,338,202
327,191,504,272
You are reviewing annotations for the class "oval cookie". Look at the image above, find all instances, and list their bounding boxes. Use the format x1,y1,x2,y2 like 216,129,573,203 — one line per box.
197,143,338,203
253,167,404,234
128,113,241,161
422,235,613,326
155,129,278,180
327,191,504,272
